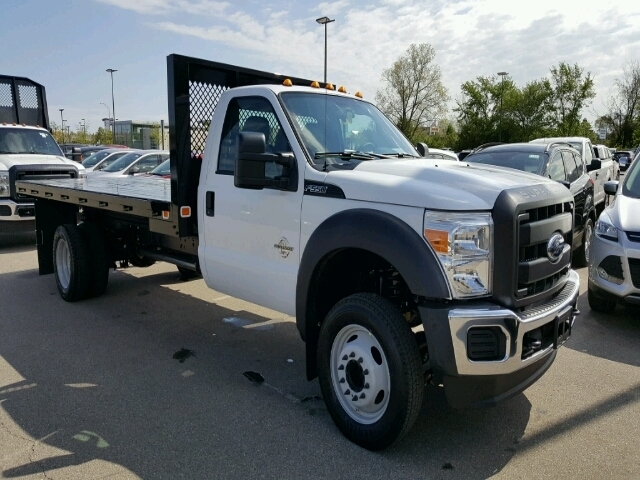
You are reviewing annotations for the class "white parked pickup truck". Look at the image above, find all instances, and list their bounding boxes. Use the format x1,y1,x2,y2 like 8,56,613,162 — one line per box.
0,75,85,234
18,55,580,450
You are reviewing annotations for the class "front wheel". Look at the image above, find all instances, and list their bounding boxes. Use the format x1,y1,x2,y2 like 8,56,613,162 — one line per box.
317,293,424,451
574,217,593,268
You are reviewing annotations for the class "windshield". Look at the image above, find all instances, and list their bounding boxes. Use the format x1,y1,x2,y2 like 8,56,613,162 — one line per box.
82,149,113,168
465,150,548,175
622,158,640,198
150,159,170,176
280,92,418,171
94,151,130,170
103,152,143,172
0,128,63,156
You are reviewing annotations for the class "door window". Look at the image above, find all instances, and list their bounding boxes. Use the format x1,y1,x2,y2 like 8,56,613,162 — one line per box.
572,152,584,176
218,96,292,179
584,143,593,163
561,151,579,183
548,153,566,181
132,155,160,173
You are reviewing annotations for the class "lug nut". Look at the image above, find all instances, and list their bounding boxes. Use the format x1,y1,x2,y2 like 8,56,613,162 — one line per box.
352,395,358,402
359,393,365,399
345,389,350,395
364,383,369,389
338,364,344,370
363,369,369,375
342,355,348,361
349,352,355,358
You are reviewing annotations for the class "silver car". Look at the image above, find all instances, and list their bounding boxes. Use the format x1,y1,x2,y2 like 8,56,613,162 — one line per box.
588,157,640,312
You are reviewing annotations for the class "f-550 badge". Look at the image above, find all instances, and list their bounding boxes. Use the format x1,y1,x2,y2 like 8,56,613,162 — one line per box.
274,238,294,258
304,184,328,194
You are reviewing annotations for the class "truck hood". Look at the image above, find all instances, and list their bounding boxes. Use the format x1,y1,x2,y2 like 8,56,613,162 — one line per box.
0,154,83,171
607,194,640,232
325,159,562,210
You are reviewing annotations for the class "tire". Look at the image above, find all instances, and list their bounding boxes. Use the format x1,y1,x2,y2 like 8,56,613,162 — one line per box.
52,224,90,302
177,266,200,280
588,287,617,313
317,293,424,451
574,217,593,268
129,252,156,268
79,222,110,297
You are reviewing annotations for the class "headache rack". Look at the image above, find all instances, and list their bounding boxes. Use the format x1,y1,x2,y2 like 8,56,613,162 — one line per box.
0,74,49,128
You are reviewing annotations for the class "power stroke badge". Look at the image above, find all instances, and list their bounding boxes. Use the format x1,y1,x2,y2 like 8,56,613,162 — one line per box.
274,238,294,258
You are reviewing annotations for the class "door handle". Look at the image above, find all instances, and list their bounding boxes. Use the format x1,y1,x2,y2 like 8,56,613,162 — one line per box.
206,191,215,217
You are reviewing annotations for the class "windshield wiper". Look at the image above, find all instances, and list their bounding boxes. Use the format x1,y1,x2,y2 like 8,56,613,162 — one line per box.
381,152,421,158
315,151,377,161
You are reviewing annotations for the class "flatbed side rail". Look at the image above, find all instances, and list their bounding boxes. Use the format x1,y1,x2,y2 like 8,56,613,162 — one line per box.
167,53,313,237
0,74,49,128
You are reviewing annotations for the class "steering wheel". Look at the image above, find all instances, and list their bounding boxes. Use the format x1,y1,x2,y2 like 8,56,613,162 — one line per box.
359,142,375,152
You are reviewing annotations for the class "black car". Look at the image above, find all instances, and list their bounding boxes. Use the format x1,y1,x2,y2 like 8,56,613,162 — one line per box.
613,150,634,171
464,142,596,267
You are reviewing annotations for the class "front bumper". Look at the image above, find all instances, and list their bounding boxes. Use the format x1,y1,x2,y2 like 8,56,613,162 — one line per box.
588,231,640,305
0,199,36,221
420,269,580,408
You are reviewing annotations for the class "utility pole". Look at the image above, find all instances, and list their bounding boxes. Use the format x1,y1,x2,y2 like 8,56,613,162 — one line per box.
498,71,508,142
59,108,65,143
81,118,86,141
106,68,117,142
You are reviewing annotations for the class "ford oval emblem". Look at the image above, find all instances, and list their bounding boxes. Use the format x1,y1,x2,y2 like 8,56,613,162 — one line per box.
547,233,565,264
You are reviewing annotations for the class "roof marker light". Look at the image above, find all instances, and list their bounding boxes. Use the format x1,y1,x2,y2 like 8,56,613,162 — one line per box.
355,91,363,98
338,86,347,93
311,81,320,88
326,83,335,90
283,78,293,86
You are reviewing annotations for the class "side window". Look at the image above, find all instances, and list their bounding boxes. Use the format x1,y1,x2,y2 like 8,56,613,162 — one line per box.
561,151,579,183
548,153,566,181
584,143,593,163
217,96,292,178
572,152,584,175
134,155,160,173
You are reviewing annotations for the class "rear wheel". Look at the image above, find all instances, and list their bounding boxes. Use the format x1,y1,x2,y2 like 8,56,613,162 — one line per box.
317,293,424,451
53,224,90,302
588,287,617,313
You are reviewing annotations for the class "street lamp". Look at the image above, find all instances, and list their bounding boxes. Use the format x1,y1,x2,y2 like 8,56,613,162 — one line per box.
59,108,65,143
81,118,86,140
100,102,111,124
106,68,117,142
316,16,335,84
498,71,508,142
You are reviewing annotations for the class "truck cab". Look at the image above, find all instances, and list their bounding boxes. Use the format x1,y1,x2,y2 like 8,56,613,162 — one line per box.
0,75,85,234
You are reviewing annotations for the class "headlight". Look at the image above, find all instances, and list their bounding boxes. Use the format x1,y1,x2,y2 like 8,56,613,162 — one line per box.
78,170,87,179
0,170,9,197
424,211,493,299
595,214,618,242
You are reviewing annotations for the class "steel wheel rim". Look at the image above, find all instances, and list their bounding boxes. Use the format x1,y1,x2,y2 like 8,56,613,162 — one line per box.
585,222,593,263
330,324,390,424
55,237,71,290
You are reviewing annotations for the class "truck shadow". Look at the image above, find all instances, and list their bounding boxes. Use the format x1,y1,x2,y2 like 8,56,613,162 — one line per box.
0,265,536,479
566,290,640,368
0,232,36,253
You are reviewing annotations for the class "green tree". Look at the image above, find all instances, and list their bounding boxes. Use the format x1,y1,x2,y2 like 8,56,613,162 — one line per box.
93,127,113,145
549,62,596,136
602,61,640,147
506,79,554,141
375,43,449,141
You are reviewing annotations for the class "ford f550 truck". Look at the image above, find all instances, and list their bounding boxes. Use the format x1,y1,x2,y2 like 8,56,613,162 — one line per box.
0,75,85,234
17,55,580,450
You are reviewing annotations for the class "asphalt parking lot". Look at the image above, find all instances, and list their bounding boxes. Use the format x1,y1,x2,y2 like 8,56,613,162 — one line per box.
1,233,639,480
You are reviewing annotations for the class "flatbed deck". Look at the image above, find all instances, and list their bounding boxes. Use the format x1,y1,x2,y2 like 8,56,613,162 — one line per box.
15,176,172,219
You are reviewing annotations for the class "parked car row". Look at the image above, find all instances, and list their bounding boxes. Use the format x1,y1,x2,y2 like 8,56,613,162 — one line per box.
87,150,169,177
457,136,639,313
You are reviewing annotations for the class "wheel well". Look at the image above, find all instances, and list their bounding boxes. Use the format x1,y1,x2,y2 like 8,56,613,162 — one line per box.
304,248,422,379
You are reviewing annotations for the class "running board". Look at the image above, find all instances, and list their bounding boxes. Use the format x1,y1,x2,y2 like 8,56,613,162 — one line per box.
138,248,198,271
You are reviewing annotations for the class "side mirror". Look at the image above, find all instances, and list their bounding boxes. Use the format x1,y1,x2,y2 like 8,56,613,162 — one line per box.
71,147,82,162
587,159,602,172
604,181,619,196
234,132,296,190
416,143,429,157
559,180,571,189
129,166,140,175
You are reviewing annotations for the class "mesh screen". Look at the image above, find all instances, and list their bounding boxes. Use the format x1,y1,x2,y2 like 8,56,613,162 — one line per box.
18,85,38,109
189,81,228,155
0,82,13,108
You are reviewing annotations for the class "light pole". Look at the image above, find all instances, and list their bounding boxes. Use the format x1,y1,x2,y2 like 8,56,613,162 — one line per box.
59,108,65,143
316,16,335,84
106,68,117,143
100,102,111,125
497,71,508,142
81,118,86,142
